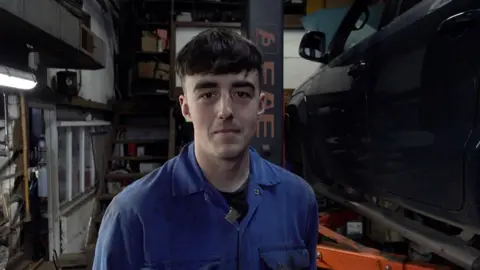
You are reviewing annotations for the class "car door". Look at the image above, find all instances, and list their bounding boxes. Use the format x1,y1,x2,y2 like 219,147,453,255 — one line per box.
301,64,369,189
366,0,480,219
296,0,391,193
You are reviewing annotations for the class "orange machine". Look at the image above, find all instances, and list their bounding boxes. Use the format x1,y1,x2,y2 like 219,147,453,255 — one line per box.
316,211,450,270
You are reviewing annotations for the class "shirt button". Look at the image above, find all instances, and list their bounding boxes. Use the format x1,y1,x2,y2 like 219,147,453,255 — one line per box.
254,189,260,195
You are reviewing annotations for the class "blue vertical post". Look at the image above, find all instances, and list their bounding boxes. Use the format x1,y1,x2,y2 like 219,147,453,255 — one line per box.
243,0,284,166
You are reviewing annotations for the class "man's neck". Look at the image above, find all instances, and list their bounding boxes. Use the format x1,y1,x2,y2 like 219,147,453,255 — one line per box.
194,144,250,193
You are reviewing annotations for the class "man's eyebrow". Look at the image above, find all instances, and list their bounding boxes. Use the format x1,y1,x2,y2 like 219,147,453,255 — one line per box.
232,81,255,90
194,81,218,91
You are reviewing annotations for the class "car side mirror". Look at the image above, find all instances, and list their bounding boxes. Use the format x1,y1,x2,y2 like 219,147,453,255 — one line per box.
299,31,327,63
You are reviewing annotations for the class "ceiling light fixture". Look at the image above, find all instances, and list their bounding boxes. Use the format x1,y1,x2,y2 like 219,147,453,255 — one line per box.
0,64,37,90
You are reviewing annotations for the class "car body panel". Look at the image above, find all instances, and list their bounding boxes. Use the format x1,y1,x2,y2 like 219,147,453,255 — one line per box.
288,0,480,228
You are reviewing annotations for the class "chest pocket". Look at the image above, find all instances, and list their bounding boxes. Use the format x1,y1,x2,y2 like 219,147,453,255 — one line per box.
259,247,310,270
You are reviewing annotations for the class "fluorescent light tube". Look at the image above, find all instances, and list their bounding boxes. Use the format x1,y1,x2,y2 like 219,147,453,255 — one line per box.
0,65,37,90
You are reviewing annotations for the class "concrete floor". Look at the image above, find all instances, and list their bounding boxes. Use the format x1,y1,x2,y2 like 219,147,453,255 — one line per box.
8,260,54,270
12,260,87,270
7,251,91,270
35,261,56,270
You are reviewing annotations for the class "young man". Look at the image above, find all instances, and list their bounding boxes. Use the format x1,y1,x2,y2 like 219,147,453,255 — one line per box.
93,28,318,270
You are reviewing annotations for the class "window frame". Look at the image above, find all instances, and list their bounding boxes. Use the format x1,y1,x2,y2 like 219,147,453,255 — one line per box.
327,0,373,59
326,0,396,61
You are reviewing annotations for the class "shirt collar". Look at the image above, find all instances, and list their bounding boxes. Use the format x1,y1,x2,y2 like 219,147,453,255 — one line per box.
171,142,280,197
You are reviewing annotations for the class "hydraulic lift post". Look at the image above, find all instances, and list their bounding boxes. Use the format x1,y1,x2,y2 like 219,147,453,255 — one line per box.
243,0,284,166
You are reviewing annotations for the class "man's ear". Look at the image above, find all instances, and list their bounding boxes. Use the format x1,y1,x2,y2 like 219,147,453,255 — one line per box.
179,94,192,122
257,92,266,117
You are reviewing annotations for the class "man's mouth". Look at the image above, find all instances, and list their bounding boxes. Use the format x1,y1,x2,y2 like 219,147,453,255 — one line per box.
214,129,241,134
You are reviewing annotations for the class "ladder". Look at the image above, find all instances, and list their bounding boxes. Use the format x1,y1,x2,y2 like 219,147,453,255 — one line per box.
61,97,177,269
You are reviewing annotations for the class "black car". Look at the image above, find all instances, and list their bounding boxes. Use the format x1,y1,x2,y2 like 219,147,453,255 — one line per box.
287,0,480,266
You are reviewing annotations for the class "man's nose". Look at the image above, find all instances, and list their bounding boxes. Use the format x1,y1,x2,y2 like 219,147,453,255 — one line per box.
217,95,233,119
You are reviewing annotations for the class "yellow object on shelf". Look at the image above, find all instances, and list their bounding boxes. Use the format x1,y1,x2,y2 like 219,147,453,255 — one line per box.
307,0,355,14
306,0,325,14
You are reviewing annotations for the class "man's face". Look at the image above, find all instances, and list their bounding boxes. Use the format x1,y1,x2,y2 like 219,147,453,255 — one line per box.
179,71,265,160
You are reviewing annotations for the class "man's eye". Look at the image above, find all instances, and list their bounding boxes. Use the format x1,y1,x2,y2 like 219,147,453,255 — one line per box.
200,92,214,99
235,91,252,99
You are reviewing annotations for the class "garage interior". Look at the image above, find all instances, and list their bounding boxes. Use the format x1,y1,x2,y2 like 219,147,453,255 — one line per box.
0,0,476,269
0,0,323,269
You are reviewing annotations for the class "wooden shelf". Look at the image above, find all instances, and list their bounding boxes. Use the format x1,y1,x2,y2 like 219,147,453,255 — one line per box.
136,51,170,62
136,21,170,28
105,172,148,181
110,155,168,161
141,0,304,15
176,21,240,28
114,138,168,144
175,21,304,29
132,78,170,93
129,91,170,97
115,124,168,130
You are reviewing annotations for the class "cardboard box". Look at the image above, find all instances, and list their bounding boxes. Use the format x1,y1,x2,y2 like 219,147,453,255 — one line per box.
141,31,158,52
138,61,170,80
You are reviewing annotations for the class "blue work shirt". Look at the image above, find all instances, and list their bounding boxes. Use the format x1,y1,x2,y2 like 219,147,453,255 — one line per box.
93,143,318,269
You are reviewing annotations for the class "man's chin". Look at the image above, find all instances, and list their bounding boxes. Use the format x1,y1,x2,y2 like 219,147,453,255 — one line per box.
213,144,246,160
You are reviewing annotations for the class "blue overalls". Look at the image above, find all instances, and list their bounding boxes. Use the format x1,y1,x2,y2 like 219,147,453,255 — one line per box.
93,143,319,269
